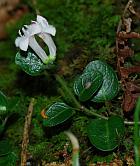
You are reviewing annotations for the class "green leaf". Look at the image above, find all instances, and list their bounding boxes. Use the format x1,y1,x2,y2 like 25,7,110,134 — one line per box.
15,51,47,76
0,140,12,156
87,116,125,151
74,71,103,101
0,91,7,112
84,60,119,102
43,102,75,127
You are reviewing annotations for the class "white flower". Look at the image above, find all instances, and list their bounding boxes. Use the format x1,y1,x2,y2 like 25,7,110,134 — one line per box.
15,15,56,64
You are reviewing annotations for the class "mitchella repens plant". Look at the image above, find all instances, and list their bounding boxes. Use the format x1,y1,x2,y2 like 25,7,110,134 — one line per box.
14,15,125,153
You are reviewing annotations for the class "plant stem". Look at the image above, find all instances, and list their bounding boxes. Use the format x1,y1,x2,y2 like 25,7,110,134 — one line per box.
56,75,81,108
2,116,8,126
124,121,140,125
134,97,140,166
56,75,140,125
31,0,40,14
21,98,35,166
64,131,80,166
78,107,108,120
56,75,109,120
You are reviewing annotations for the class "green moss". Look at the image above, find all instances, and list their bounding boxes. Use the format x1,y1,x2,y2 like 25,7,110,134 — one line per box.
28,132,70,162
5,119,24,146
90,154,114,164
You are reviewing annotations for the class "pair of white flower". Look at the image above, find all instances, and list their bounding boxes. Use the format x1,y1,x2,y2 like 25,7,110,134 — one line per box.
15,15,56,64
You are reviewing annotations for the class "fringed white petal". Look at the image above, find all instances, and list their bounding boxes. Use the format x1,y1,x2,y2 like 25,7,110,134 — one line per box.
43,25,56,36
27,23,41,36
37,15,56,36
15,36,29,51
37,15,49,26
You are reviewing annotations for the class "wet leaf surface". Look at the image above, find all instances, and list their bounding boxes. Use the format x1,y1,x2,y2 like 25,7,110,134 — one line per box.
43,102,75,127
84,60,119,102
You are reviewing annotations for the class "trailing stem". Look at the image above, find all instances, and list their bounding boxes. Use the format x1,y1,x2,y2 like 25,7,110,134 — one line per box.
56,75,140,124
56,75,81,109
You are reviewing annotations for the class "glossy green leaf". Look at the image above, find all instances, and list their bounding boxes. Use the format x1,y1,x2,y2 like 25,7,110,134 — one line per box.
84,60,119,102
87,116,125,151
0,91,7,112
74,71,103,101
43,102,75,127
15,51,46,76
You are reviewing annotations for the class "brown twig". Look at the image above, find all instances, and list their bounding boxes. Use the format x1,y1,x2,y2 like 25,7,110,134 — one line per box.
118,32,140,39
116,0,140,112
116,0,134,76
116,0,133,34
21,98,35,166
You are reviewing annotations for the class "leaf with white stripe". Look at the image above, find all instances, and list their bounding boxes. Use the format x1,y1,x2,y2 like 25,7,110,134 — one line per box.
43,102,75,127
